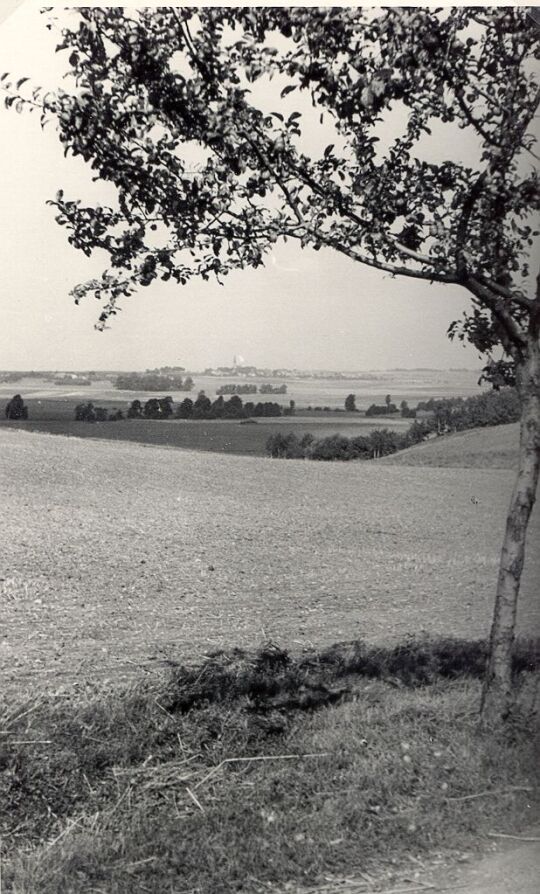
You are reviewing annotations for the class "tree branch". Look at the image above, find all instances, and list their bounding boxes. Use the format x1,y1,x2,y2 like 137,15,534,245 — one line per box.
454,90,502,147
455,171,487,276
466,276,528,350
301,230,461,285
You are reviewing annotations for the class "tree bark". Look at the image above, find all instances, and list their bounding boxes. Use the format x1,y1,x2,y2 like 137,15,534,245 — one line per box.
480,339,540,722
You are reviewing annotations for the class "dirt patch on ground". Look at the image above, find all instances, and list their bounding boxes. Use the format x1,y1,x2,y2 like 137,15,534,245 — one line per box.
1,428,539,695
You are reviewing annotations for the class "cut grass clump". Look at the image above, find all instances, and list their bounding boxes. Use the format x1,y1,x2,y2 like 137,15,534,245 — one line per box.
159,635,540,715
315,635,540,684
1,637,539,894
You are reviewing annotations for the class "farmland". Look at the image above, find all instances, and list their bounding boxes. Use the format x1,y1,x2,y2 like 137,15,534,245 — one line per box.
0,369,486,457
1,426,538,694
1,415,411,457
0,367,488,412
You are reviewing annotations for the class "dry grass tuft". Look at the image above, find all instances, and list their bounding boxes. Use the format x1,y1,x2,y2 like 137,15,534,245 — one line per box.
1,637,539,893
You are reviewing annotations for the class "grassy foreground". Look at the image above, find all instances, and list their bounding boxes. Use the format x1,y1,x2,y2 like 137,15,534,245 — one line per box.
2,638,539,894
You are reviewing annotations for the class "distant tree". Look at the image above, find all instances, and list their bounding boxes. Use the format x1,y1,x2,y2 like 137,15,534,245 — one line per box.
74,401,96,422
143,398,161,419
385,394,392,410
224,394,245,418
369,428,401,458
283,399,296,416
127,399,142,419
211,395,225,418
94,407,108,422
193,391,212,418
159,396,174,418
345,394,357,412
5,394,28,420
176,397,194,419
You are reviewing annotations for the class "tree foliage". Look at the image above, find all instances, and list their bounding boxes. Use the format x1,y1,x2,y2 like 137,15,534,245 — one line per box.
2,6,538,351
5,394,28,420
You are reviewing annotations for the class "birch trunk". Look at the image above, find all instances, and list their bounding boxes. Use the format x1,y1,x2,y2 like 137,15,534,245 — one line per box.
481,339,540,721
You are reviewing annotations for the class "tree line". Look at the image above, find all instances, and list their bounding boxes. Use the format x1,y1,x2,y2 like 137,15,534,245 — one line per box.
175,393,292,419
114,373,194,392
71,393,295,422
268,388,521,461
216,383,287,395
267,424,431,462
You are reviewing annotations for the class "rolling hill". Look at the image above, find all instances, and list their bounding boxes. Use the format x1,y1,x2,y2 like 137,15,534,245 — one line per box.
381,423,519,469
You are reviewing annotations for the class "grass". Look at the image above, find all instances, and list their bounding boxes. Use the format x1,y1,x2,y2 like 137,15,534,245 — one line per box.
381,423,519,470
1,638,539,894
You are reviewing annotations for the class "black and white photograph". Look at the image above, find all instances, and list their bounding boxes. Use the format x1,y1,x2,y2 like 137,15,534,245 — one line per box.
0,2,539,891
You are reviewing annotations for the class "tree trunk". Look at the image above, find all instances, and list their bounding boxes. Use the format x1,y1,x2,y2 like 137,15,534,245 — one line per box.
480,340,540,722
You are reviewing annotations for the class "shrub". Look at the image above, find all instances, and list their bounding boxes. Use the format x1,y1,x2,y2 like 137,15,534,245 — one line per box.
127,400,142,419
5,394,28,420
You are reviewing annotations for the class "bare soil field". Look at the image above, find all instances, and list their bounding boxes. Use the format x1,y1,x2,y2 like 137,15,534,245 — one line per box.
1,427,538,695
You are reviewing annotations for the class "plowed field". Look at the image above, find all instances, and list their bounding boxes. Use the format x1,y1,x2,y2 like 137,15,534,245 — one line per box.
1,428,538,694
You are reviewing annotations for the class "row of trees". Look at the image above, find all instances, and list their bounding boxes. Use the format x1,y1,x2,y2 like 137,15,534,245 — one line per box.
347,394,397,415
267,424,429,461
75,402,124,422
215,383,258,395
114,373,194,392
74,394,295,421
413,389,520,432
176,394,291,420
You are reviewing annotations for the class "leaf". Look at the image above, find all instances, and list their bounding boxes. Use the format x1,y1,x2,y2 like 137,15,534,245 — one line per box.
324,144,335,157
16,77,29,89
271,112,284,122
288,111,301,121
280,84,297,98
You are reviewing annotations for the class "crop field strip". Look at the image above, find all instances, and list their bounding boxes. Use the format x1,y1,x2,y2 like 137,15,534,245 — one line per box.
1,427,539,693
0,415,409,457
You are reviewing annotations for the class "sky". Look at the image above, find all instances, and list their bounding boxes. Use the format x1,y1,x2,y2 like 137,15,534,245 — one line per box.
0,2,491,372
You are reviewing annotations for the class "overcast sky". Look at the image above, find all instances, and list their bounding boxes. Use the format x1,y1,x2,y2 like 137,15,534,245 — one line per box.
0,2,488,371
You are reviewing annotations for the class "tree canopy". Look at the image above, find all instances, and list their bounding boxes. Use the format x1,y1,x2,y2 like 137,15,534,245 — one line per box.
3,6,538,358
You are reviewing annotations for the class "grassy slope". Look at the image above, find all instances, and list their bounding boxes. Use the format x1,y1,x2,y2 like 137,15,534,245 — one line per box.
381,423,519,469
2,645,539,894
